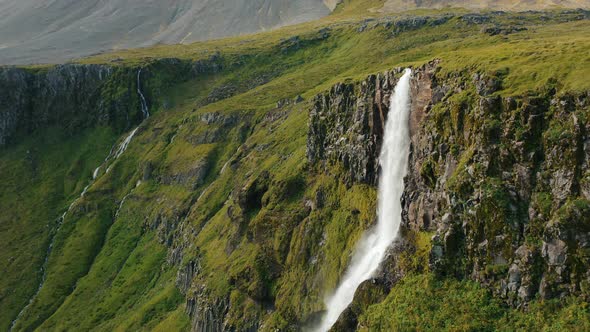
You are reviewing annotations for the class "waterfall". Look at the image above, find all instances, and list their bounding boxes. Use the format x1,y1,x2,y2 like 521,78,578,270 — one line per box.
315,68,412,332
137,69,150,118
93,166,101,179
118,69,150,154
113,127,139,159
105,126,138,174
106,68,149,173
114,180,142,218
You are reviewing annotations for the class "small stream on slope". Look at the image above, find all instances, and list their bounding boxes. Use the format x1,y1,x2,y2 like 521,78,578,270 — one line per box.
9,68,150,331
315,69,412,332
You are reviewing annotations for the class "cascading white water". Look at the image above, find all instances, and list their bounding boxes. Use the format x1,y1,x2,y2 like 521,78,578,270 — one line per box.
93,166,101,179
137,69,150,118
315,69,412,332
114,127,139,159
105,127,139,174
106,68,150,173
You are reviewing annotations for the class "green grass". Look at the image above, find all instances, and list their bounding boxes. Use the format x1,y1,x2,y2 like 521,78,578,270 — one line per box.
75,10,590,95
359,274,590,331
0,126,118,330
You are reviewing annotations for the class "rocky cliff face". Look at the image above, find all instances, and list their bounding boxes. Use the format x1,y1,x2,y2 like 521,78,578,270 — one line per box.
0,57,224,147
0,64,137,146
307,61,590,327
404,67,590,307
307,68,401,186
2,7,589,331
3,57,586,331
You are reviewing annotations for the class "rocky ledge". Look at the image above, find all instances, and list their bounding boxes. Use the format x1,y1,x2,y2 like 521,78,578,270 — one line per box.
0,56,225,146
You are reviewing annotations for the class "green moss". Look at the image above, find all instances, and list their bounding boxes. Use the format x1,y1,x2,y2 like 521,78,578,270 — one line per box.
399,231,434,273
527,192,554,241
446,146,476,198
502,298,590,331
359,274,505,331
483,118,502,144
545,118,574,144
420,159,438,189
360,274,590,331
551,198,590,232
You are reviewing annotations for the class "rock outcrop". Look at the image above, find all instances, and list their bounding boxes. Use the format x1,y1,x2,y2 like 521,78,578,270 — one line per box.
0,57,225,147
307,68,405,186
0,64,137,146
403,70,590,307
307,60,590,318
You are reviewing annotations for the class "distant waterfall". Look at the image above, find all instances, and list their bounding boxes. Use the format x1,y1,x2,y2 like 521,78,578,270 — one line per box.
105,68,149,173
315,69,412,332
9,68,151,331
117,68,150,154
137,69,150,118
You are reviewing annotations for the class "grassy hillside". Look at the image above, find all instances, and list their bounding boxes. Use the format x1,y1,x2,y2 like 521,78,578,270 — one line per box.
359,274,590,331
380,0,590,12
81,10,590,94
1,6,589,331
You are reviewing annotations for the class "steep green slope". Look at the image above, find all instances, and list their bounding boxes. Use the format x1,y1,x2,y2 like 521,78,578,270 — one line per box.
0,126,118,330
0,0,331,65
1,8,589,332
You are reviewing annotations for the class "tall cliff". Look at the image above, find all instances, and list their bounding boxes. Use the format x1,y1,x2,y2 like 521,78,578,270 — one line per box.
404,65,590,306
0,65,132,145
0,57,225,146
307,61,590,328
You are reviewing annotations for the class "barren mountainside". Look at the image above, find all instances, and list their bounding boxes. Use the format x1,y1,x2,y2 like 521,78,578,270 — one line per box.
2,0,590,65
0,0,331,65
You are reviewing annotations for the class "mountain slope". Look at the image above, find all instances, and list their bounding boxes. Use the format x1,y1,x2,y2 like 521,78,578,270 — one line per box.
0,0,330,65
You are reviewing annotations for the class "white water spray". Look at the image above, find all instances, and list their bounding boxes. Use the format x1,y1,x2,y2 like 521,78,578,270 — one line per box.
138,69,150,118
114,127,139,159
315,69,412,332
93,166,101,179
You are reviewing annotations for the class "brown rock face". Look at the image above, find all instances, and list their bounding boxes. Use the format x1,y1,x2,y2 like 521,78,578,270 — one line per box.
401,69,590,307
